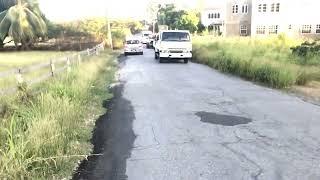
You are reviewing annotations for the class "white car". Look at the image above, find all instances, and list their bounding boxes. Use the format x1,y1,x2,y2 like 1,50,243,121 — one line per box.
154,30,192,63
124,39,144,56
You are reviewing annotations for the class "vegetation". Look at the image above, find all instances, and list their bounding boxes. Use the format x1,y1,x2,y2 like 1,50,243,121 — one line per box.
291,40,320,65
193,36,320,88
157,4,199,33
0,0,47,49
0,51,74,70
47,18,140,49
0,51,117,179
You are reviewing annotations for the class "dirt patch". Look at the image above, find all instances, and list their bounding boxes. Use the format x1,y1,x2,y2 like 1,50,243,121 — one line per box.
196,111,252,126
73,84,136,180
291,81,320,106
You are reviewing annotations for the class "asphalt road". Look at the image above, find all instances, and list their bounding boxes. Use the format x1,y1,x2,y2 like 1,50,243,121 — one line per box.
76,49,320,180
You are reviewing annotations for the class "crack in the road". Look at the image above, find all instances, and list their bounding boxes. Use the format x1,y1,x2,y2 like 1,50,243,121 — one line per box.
221,142,264,180
151,126,161,146
219,130,264,180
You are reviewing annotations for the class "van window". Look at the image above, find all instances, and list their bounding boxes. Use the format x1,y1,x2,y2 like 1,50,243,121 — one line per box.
162,32,190,42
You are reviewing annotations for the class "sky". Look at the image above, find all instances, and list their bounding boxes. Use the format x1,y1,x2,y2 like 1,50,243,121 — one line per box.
39,0,198,21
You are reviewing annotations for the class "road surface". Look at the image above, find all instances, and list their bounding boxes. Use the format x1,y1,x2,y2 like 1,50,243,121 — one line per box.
75,49,320,180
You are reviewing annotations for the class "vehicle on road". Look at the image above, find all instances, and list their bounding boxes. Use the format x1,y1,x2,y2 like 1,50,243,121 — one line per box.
141,30,153,45
146,34,155,49
154,30,192,63
124,39,144,56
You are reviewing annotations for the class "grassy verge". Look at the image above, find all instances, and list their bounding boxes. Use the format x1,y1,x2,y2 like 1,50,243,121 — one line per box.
193,36,320,88
0,50,118,179
0,51,75,71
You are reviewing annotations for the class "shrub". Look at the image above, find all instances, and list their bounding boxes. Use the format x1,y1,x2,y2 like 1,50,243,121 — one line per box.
193,36,319,88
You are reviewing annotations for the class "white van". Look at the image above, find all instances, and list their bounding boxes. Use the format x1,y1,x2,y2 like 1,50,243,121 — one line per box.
154,30,192,63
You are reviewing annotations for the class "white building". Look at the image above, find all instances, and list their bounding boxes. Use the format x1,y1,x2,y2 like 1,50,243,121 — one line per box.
201,0,320,38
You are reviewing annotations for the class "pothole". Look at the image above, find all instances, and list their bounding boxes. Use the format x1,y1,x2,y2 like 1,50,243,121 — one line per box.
196,111,252,126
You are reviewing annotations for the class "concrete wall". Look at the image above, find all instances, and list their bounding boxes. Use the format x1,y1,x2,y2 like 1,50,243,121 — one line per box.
225,0,252,36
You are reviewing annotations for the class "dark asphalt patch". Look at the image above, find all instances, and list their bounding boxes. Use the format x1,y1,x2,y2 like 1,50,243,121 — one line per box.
196,111,252,126
73,84,136,180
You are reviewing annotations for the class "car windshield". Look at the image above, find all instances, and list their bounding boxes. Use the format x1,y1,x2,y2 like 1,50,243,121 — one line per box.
162,32,190,42
126,40,140,44
143,34,150,37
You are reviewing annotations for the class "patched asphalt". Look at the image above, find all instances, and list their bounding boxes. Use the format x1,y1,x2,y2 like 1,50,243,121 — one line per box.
75,49,320,180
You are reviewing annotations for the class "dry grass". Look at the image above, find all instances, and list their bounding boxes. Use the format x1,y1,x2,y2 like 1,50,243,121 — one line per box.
0,51,75,71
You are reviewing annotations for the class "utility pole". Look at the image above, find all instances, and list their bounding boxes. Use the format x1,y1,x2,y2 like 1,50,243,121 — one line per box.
106,7,113,49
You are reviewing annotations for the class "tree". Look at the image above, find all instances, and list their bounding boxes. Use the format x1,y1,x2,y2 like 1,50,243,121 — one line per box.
157,4,200,33
0,0,47,49
158,4,186,30
177,11,199,33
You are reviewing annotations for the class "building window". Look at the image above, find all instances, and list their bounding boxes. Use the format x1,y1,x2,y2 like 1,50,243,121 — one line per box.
269,25,279,34
217,13,220,18
288,24,292,30
258,4,262,12
242,4,248,13
271,3,275,12
301,25,312,33
263,4,267,12
276,3,280,12
232,5,238,13
240,25,248,36
316,24,320,33
256,26,266,34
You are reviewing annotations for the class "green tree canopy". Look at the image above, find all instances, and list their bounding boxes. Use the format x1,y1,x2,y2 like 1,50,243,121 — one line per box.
177,11,199,33
157,4,200,33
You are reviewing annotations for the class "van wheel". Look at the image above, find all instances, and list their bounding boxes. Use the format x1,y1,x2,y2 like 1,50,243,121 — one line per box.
159,58,164,63
155,52,159,59
184,59,189,64
124,52,128,56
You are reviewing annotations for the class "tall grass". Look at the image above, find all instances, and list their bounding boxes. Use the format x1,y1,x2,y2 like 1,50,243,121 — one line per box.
193,36,320,88
0,51,117,179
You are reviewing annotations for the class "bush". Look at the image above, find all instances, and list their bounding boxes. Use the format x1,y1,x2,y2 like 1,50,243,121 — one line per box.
290,41,320,65
193,36,320,88
112,28,131,49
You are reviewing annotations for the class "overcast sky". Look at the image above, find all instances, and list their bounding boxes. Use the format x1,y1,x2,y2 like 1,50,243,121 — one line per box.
39,0,198,21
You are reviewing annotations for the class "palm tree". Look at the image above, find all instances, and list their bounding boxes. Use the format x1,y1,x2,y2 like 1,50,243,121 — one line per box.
0,0,47,49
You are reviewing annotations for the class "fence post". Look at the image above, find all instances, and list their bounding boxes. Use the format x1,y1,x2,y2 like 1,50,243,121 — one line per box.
87,48,90,56
67,57,71,73
77,54,82,65
96,47,99,55
50,60,55,77
16,68,24,84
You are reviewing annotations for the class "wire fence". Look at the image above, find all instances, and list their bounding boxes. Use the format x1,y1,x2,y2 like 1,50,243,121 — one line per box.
0,42,105,96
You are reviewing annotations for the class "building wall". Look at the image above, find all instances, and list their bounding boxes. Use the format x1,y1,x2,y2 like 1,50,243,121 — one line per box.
201,8,225,27
225,0,252,36
202,0,320,39
251,0,320,38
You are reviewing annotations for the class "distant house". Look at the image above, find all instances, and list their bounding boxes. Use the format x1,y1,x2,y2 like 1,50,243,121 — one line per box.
201,0,320,38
